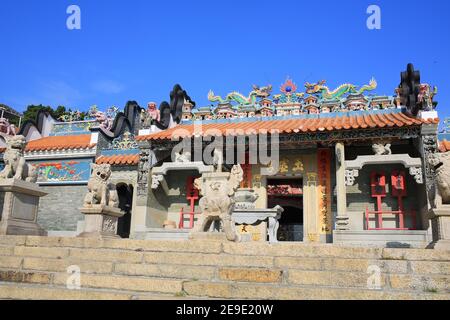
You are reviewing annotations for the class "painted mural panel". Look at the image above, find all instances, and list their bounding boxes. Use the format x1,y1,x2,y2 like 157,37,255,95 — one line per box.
30,158,92,184
51,121,96,136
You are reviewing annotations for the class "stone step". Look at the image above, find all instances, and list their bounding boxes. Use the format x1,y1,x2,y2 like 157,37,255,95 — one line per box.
4,247,450,277
0,282,201,300
0,235,449,300
0,269,185,295
1,267,448,300
1,263,449,294
182,280,450,300
2,247,450,276
1,236,450,262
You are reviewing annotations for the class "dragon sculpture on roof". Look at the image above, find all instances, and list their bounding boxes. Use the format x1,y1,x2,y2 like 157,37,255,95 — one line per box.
304,78,377,100
208,85,272,105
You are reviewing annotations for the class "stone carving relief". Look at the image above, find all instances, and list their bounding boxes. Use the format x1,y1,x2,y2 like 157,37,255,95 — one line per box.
193,165,243,242
83,164,119,208
0,135,37,183
174,150,191,163
409,166,424,184
345,169,359,186
137,149,150,197
372,143,392,155
428,152,450,205
422,134,439,206
102,216,116,233
151,174,164,190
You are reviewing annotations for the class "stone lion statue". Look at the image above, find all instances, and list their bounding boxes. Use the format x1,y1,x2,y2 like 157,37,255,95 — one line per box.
194,165,243,241
428,152,450,205
372,143,392,155
0,135,37,183
84,164,119,208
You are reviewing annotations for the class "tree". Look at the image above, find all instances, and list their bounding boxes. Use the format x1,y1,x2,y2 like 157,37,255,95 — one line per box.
0,103,21,126
55,106,67,119
22,104,56,123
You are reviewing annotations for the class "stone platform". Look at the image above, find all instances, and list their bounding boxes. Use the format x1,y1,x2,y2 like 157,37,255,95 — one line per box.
0,179,47,236
333,230,430,248
0,235,449,300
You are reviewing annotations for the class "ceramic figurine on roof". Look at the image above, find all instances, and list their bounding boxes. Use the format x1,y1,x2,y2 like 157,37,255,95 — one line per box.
304,78,377,100
140,102,161,127
418,83,438,111
143,84,195,130
0,118,17,136
88,105,117,131
273,78,305,104
59,110,84,122
208,85,272,106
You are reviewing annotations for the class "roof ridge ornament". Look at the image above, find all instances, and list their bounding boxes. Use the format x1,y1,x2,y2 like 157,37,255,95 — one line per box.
397,63,438,117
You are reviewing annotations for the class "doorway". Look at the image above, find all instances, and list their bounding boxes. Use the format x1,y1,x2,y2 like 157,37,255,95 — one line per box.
267,178,304,241
117,184,134,238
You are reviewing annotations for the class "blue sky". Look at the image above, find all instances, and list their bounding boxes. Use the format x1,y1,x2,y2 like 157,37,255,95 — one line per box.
0,0,449,123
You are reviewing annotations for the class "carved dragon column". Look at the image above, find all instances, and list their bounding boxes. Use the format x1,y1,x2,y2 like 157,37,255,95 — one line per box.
131,140,172,237
131,140,154,236
419,124,439,209
335,142,349,231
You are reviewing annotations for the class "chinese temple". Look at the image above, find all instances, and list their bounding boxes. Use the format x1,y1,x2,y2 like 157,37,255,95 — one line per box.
0,64,447,249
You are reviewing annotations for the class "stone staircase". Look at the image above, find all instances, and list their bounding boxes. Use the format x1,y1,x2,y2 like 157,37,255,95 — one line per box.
0,235,449,300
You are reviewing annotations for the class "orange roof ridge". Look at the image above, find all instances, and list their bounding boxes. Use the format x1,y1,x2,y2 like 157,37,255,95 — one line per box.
96,154,139,166
136,111,433,142
25,134,95,152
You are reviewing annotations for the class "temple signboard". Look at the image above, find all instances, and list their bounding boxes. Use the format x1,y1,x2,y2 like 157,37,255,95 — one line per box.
317,149,332,235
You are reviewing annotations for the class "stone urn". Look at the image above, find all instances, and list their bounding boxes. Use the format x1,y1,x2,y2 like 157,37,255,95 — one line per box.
234,188,259,210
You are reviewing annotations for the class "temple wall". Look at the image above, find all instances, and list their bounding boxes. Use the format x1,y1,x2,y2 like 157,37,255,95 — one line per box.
37,185,86,231
110,167,137,186
251,149,336,243
145,170,200,228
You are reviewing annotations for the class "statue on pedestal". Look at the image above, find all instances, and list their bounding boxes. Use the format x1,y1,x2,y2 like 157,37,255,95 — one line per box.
79,164,124,239
428,152,450,249
0,135,47,236
0,135,37,182
83,164,119,208
192,165,243,242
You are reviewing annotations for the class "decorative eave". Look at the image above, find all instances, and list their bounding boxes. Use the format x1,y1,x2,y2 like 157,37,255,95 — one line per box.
24,147,97,160
137,109,438,145
96,154,139,166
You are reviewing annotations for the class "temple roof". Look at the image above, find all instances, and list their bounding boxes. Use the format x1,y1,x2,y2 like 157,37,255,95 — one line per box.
25,134,96,152
96,154,139,166
136,109,438,142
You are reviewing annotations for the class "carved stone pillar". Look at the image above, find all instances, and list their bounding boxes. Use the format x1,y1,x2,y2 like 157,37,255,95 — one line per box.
335,142,349,230
137,142,151,199
419,125,439,209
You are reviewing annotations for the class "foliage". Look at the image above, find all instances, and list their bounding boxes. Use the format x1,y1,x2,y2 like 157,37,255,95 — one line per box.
0,103,21,126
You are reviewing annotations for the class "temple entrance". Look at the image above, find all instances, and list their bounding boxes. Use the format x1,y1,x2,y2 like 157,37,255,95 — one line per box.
267,178,304,242
117,184,133,238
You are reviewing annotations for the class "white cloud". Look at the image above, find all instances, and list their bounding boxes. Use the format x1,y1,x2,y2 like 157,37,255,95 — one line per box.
2,80,82,111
